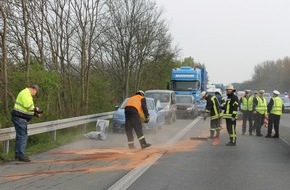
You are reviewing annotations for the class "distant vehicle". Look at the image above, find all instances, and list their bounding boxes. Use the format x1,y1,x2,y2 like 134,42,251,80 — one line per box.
167,66,207,102
175,95,198,119
112,97,165,133
145,90,177,124
198,99,207,116
264,93,271,103
280,96,290,113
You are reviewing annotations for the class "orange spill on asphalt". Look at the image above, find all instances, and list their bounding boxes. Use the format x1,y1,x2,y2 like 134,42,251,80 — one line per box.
1,139,205,180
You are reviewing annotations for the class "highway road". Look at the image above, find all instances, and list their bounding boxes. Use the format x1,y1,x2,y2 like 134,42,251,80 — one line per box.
1,115,290,190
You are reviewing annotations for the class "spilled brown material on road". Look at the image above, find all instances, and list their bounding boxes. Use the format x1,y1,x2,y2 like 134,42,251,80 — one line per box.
0,139,205,180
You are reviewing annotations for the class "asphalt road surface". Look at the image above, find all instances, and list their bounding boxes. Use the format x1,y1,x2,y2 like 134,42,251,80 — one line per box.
1,115,290,190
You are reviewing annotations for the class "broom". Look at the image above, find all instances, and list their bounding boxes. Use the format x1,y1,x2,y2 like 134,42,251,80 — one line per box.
190,116,208,141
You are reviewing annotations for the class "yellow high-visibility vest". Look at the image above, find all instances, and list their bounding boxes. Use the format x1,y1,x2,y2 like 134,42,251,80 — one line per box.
14,88,35,116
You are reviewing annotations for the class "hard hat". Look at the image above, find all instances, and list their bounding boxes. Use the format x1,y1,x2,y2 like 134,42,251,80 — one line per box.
200,91,207,98
259,90,265,94
273,90,280,95
136,90,145,96
254,90,258,94
226,84,235,90
245,90,251,93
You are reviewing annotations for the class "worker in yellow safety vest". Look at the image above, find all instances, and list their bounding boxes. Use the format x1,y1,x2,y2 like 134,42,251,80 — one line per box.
253,90,267,137
11,84,42,162
265,90,284,138
239,90,254,135
125,90,151,149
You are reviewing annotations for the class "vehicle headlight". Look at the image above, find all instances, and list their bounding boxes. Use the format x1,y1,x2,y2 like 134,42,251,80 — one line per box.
163,105,170,111
186,107,193,111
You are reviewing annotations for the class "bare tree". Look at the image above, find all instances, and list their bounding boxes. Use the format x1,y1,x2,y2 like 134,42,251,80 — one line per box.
70,0,105,114
0,1,9,114
103,0,172,98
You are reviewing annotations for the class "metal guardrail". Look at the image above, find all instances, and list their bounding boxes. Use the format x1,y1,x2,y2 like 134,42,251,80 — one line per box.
0,111,115,154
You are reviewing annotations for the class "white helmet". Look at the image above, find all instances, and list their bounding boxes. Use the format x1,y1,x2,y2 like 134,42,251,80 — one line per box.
201,91,207,98
273,90,280,95
136,90,145,96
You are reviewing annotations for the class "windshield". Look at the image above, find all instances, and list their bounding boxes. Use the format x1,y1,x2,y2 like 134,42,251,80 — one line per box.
120,98,155,110
146,99,155,110
176,96,192,104
145,92,170,103
172,81,199,91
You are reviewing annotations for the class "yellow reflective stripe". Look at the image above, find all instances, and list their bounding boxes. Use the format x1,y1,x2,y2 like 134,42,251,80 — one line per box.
211,115,219,120
128,141,134,145
138,136,145,140
230,124,236,142
222,113,232,118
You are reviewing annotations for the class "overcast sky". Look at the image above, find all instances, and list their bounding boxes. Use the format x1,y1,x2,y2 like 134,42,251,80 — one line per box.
156,0,290,85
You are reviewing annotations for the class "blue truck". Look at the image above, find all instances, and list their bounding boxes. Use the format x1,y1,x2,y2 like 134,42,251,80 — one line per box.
168,66,208,102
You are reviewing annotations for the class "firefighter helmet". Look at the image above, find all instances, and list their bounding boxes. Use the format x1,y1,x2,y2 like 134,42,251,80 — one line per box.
136,90,145,96
201,91,207,98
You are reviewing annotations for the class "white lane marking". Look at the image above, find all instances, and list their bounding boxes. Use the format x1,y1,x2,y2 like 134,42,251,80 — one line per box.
107,117,201,190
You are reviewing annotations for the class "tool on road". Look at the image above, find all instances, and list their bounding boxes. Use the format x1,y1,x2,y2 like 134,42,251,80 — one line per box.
190,117,208,141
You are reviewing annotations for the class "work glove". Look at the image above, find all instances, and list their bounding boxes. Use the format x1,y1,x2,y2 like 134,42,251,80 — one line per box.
144,117,150,123
231,117,235,121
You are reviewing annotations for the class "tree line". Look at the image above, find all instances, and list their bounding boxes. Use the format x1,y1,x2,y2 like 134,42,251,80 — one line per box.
1,0,289,129
235,56,290,94
0,0,180,128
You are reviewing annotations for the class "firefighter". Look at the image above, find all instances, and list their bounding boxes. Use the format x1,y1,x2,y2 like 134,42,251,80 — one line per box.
125,90,151,149
201,91,221,139
214,90,224,128
239,90,254,135
265,90,284,138
11,84,42,162
253,90,267,137
221,84,239,146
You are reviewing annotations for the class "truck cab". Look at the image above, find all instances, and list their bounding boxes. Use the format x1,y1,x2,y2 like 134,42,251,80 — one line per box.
168,66,207,102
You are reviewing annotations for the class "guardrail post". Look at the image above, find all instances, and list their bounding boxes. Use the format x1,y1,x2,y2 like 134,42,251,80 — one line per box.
3,140,9,154
52,130,56,141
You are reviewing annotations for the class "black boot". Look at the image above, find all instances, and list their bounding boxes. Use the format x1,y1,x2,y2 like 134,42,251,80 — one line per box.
128,144,136,149
225,141,236,146
139,138,151,149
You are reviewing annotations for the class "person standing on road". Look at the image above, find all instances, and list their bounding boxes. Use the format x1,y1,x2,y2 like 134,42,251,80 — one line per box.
125,90,151,149
201,91,221,139
214,90,224,128
221,84,239,146
253,90,267,137
239,90,254,135
265,90,284,138
11,84,42,162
